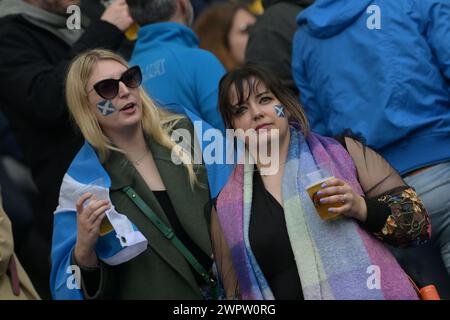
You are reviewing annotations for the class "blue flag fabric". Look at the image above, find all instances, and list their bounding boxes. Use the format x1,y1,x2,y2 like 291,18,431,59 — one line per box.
50,142,148,300
163,102,233,198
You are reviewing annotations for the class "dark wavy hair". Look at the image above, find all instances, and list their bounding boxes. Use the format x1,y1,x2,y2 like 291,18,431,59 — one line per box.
218,63,310,135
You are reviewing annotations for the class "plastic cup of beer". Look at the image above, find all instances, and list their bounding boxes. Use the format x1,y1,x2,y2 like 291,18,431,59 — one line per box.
77,178,114,236
304,163,343,221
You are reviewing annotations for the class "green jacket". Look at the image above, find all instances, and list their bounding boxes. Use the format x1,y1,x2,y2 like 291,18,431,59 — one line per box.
86,120,212,299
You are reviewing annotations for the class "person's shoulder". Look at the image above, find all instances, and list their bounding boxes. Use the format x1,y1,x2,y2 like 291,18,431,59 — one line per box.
413,0,448,12
307,131,353,151
0,15,32,36
251,3,304,37
310,129,367,149
0,14,25,26
177,47,225,80
183,47,223,66
266,1,304,17
0,14,58,50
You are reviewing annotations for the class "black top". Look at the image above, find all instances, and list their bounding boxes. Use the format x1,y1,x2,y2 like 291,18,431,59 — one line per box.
249,170,304,299
153,190,212,284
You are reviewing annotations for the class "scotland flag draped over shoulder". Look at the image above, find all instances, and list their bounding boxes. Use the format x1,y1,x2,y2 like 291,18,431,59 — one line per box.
50,142,148,300
162,102,233,198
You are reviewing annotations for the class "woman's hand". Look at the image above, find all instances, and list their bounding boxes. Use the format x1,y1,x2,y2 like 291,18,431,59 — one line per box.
74,193,111,268
316,178,367,222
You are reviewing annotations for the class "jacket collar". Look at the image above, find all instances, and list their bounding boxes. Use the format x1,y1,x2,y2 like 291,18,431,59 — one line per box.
136,22,199,49
0,0,88,45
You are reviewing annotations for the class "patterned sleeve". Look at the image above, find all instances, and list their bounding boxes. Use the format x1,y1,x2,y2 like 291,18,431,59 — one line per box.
341,137,431,247
363,186,431,247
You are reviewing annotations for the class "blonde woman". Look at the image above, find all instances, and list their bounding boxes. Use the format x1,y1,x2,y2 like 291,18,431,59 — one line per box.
50,49,214,300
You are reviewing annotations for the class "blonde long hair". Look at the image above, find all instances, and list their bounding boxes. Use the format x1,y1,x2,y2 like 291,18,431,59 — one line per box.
65,49,198,187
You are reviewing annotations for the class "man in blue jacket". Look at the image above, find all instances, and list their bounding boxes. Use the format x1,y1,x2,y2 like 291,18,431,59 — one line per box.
127,0,230,197
292,0,450,296
127,0,225,132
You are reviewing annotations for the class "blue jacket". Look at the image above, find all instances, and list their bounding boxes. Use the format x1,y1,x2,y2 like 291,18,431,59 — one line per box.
130,22,225,132
292,0,450,175
129,22,231,197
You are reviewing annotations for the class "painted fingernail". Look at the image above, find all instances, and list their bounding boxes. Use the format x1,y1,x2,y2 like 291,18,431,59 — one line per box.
328,208,334,212
320,198,326,203
321,183,327,188
316,190,323,196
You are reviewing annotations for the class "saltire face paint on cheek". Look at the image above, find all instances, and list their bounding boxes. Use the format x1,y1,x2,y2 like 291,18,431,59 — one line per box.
97,100,117,116
274,104,285,118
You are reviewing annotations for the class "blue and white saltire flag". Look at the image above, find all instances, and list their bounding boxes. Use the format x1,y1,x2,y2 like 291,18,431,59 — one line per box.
162,102,233,199
274,104,285,118
97,100,116,116
50,142,148,300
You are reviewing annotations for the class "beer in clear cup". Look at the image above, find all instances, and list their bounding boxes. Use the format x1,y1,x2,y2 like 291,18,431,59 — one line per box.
304,163,344,221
